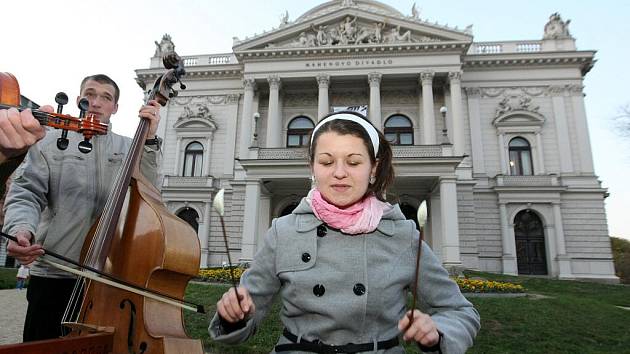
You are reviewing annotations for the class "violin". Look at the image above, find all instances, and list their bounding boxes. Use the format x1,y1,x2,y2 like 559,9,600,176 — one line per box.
0,72,108,153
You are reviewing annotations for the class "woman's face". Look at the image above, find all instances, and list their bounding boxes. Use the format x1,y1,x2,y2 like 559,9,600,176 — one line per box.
312,131,376,208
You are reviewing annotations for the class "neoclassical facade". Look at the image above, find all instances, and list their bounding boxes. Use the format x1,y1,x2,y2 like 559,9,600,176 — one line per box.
135,0,617,282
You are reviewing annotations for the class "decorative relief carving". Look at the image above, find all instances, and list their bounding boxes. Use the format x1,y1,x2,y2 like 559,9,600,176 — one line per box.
283,93,318,107
495,95,540,118
273,17,440,48
171,95,236,106
480,87,547,98
381,90,416,105
546,85,566,96
175,103,218,130
331,92,368,107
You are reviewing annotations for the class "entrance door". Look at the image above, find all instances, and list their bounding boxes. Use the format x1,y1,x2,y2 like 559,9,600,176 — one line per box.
514,209,548,275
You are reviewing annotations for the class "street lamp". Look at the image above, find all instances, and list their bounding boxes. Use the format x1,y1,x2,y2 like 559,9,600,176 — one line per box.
253,112,260,143
439,106,449,143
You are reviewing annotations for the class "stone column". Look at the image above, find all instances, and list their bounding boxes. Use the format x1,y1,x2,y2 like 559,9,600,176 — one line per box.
552,202,573,278
497,133,508,174
569,85,595,174
238,78,256,159
198,202,212,267
241,180,261,261
368,72,382,129
499,203,518,275
535,131,546,174
420,71,436,144
266,75,282,148
224,94,241,176
448,72,465,156
549,86,574,173
317,74,330,120
174,137,182,175
465,87,485,174
439,177,461,266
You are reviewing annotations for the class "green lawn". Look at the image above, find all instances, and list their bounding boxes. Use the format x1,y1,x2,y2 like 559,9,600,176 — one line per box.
3,267,629,353
184,272,630,354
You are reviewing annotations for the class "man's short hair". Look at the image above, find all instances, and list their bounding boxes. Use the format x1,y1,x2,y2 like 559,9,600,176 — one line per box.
80,74,120,103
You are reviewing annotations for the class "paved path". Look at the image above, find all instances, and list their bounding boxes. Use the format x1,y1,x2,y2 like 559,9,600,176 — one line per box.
0,288,27,345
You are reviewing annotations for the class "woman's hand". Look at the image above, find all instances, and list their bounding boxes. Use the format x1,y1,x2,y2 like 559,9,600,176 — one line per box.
398,309,440,347
216,286,255,323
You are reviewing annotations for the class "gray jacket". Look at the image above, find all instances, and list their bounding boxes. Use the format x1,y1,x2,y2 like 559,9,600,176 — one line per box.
2,128,159,278
209,199,480,353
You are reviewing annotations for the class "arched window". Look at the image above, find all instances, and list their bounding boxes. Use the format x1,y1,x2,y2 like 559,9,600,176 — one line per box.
384,115,413,145
177,207,199,234
509,137,533,175
183,142,204,177
287,116,314,147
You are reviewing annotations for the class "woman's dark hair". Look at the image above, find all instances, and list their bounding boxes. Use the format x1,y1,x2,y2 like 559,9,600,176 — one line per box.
308,111,395,201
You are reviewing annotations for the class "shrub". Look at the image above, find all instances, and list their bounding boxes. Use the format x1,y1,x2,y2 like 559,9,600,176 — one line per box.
611,236,630,284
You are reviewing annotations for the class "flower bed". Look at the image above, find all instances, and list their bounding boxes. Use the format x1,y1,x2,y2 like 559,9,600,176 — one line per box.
198,267,244,283
455,277,525,293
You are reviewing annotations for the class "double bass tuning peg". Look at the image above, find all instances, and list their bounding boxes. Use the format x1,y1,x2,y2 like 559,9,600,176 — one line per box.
55,92,70,150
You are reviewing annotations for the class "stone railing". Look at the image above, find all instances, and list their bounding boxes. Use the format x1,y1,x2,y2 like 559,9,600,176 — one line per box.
255,145,447,160
163,175,215,187
495,174,559,187
469,41,543,55
181,53,239,66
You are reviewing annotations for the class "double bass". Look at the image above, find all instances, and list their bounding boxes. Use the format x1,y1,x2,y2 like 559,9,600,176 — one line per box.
60,52,204,353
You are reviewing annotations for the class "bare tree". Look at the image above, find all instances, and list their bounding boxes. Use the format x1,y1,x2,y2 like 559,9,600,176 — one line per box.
613,103,630,138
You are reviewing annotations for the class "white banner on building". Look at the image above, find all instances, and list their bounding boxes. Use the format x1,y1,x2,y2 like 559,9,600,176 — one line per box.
332,105,368,116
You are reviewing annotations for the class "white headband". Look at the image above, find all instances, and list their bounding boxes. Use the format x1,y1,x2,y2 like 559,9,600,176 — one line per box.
310,113,380,157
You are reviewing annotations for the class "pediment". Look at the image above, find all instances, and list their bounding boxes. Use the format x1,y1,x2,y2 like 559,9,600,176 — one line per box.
233,4,471,52
174,104,218,131
493,111,545,128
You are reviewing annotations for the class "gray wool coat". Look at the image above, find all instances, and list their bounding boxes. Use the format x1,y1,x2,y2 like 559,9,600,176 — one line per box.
209,198,480,353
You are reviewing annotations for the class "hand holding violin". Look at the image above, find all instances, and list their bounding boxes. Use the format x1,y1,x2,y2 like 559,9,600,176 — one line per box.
0,106,48,163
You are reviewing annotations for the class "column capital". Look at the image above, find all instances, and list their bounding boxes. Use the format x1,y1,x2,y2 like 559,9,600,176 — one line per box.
316,73,330,88
465,87,482,98
368,72,382,87
243,78,256,91
267,75,281,89
448,71,462,83
419,71,435,85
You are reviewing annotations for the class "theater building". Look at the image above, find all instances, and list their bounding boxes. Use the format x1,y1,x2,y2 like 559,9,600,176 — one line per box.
134,0,617,281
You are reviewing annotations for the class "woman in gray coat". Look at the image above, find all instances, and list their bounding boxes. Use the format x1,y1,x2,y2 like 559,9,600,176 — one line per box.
209,111,480,353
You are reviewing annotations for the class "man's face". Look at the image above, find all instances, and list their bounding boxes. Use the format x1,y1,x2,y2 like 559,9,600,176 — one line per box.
77,80,118,123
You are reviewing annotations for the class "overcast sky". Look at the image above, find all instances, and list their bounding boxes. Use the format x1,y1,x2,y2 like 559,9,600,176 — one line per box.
2,0,628,239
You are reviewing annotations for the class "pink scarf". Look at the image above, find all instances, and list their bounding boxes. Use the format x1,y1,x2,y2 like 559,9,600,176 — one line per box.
307,188,391,235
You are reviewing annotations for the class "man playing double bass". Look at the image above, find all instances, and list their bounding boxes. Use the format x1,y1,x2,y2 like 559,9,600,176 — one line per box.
2,74,162,342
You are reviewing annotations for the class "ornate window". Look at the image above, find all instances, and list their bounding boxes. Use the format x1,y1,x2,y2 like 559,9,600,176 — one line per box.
509,137,533,175
183,141,204,177
384,115,413,145
177,207,199,234
287,116,314,147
